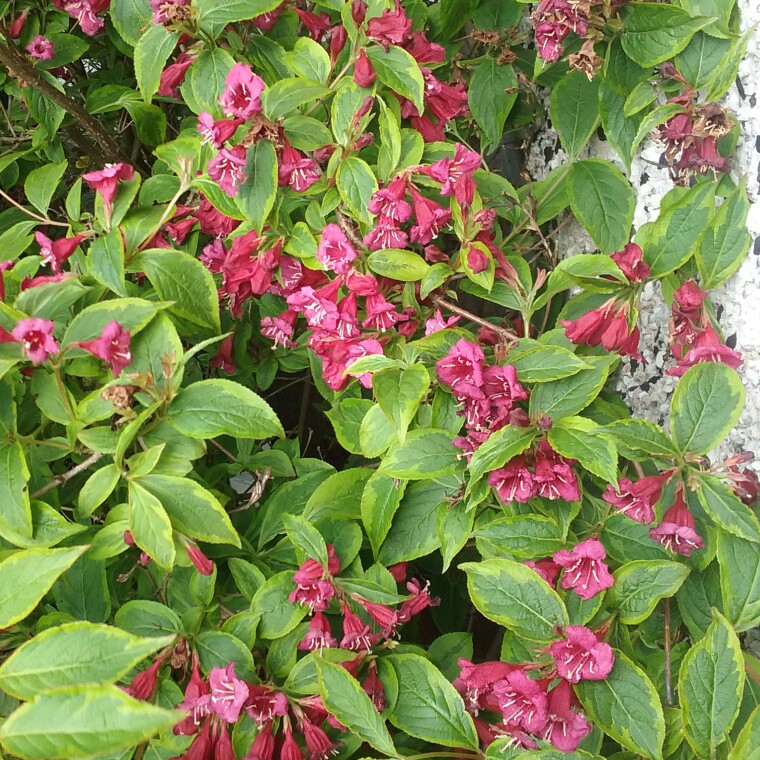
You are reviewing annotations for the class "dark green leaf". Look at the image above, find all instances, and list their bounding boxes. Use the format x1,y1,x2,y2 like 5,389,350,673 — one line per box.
549,71,600,157
610,560,690,624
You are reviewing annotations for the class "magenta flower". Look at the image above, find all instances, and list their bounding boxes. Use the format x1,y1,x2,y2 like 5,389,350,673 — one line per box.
409,187,451,244
602,474,668,524
483,364,528,410
244,722,275,760
340,606,380,651
525,558,560,586
424,309,460,336
287,284,341,332
366,0,412,46
531,0,588,62
362,292,404,331
316,224,357,274
493,669,548,734
354,49,376,88
542,679,592,752
281,725,303,760
174,656,211,734
435,338,486,400
246,686,289,725
427,143,481,205
363,664,386,712
289,545,341,611
298,611,337,652
398,578,439,623
553,538,614,600
208,664,249,723
422,69,469,123
208,146,248,197
368,176,412,224
611,242,650,283
260,311,298,349
12,318,59,364
54,0,105,36
649,488,705,556
200,239,226,273
489,457,536,504
219,62,265,118
550,626,615,683
301,716,341,759
186,543,214,575
667,341,743,377
123,658,163,701
35,231,87,273
79,321,132,376
533,440,581,502
343,337,385,388
404,31,446,64
157,52,194,98
149,0,190,25
453,659,518,714
82,162,134,210
561,300,632,352
278,144,321,192
210,335,237,375
356,598,399,637
214,726,236,760
197,112,243,149
363,223,408,251
26,35,54,60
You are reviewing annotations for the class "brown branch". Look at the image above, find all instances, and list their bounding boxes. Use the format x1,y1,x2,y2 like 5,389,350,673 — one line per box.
433,297,520,342
31,451,105,499
0,35,129,165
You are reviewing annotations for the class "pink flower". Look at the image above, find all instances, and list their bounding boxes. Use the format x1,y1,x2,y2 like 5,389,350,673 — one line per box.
427,144,481,206
667,342,743,377
278,144,321,192
219,62,265,119
525,559,560,586
27,35,55,60
493,670,548,734
149,0,190,25
253,4,285,31
549,626,615,683
404,31,446,64
174,655,211,734
208,146,248,197
421,69,469,123
195,196,240,237
362,664,386,712
602,475,667,524
340,606,380,651
261,311,298,349
435,338,486,400
187,543,214,575
294,8,332,40
354,49,376,88
362,292,404,331
366,0,412,47
8,10,29,38
12,318,59,364
215,725,236,760
533,440,581,502
79,321,132,376
289,545,341,611
453,659,517,715
281,725,303,760
197,112,242,149
244,722,275,760
398,579,439,623
678,137,727,175
542,680,592,752
649,488,704,556
489,457,535,504
553,538,614,600
356,598,399,637
210,335,237,374
246,686,289,725
561,300,632,352
55,0,105,36
35,231,87,273
124,658,163,700
317,224,357,274
208,664,249,723
363,223,408,251
287,283,341,332
301,716,341,759
424,309,460,335
409,187,451,244
484,364,527,411
344,338,385,388
82,163,134,209
368,176,411,224
298,611,337,652
611,242,650,283
531,0,588,62
200,239,226,273
158,52,194,98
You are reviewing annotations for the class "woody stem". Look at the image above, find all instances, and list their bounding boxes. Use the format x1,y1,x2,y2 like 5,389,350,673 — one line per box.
433,297,520,341
31,451,104,499
0,188,71,227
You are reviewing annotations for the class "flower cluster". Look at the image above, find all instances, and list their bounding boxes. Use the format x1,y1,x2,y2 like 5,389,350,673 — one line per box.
454,624,613,752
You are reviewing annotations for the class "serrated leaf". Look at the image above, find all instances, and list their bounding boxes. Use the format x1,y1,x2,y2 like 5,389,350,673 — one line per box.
134,25,178,103
696,475,760,543
129,481,175,570
548,416,618,482
379,429,464,480
549,70,600,157
366,45,425,115
337,156,378,226
469,58,518,149
610,560,690,624
467,425,537,485
716,533,760,633
237,140,278,233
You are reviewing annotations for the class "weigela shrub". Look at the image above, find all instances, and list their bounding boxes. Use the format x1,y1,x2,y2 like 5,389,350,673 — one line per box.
0,1,757,759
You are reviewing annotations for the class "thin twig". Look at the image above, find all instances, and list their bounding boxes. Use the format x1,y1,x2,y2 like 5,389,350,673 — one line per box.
433,297,520,341
31,451,105,499
0,188,71,227
209,438,237,463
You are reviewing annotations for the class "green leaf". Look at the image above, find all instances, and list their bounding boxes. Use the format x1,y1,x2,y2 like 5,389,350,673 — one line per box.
129,481,175,570
610,560,690,624
134,25,178,103
548,416,617,482
469,59,518,149
549,70,600,157
0,622,175,700
568,159,635,254
636,182,715,278
195,631,255,680
697,179,751,288
287,37,331,84
696,475,760,543
133,249,220,334
361,472,406,557
367,248,430,281
115,600,182,639
337,156,378,226
599,83,643,173
283,116,333,153
237,140,278,233
373,365,430,440
670,362,745,454
462,558,569,642
138,474,240,547
717,533,760,632
576,652,665,760
467,425,537,485
326,399,373,456
24,161,67,214
387,653,479,750
366,45,425,115
507,344,590,383
0,441,32,542
196,0,283,25
705,27,752,100
76,464,120,519
529,356,616,420
180,47,236,114
262,78,330,120
63,298,165,345
317,659,397,756
474,515,566,559
602,418,679,460
169,379,283,440
283,514,328,566
110,0,152,46
53,555,110,623
0,685,180,760
377,98,402,181
473,0,523,30
680,610,744,756
729,704,760,760
379,429,464,480
251,572,308,639
0,547,87,628
621,3,714,66
675,32,732,90
88,230,127,296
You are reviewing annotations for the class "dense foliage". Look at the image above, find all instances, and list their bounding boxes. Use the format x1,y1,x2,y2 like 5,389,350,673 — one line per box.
0,0,757,759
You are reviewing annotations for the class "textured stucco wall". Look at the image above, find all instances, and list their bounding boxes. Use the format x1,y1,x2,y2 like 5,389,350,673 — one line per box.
527,15,759,465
